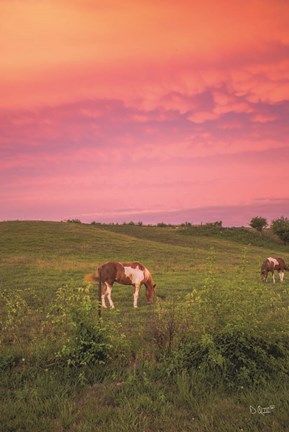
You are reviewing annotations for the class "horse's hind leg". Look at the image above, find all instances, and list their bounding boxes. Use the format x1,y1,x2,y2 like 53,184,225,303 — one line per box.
279,271,284,282
101,284,107,308
272,271,276,283
105,282,115,308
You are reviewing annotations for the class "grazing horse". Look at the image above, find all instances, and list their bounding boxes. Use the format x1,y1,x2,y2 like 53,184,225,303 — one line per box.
260,257,288,283
86,261,156,308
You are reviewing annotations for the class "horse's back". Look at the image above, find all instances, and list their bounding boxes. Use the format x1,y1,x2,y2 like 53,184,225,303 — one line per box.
264,257,286,270
98,261,119,282
121,261,146,270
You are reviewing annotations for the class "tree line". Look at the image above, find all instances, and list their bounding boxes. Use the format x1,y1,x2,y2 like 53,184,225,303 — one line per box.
65,216,289,244
250,216,289,244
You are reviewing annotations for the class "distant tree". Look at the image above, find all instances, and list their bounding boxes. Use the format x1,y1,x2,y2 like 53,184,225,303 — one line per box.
124,221,136,226
207,221,222,227
157,222,167,227
249,216,268,232
66,218,82,224
181,221,192,227
271,216,289,244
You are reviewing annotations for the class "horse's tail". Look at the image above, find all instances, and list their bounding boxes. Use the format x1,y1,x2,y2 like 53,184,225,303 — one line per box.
84,273,98,283
85,271,102,316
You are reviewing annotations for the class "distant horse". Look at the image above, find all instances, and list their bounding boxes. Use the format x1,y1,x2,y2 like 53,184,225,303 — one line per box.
86,261,156,308
260,257,288,283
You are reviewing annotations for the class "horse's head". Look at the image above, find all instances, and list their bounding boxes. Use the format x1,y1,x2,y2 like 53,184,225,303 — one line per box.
260,263,267,281
260,270,267,281
145,282,156,305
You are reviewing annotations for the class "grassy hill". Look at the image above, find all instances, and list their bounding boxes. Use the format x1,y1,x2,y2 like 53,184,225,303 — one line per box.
0,221,289,431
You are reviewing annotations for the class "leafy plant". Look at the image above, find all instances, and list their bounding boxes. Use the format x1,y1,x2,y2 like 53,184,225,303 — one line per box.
271,216,289,244
167,331,289,387
48,284,126,373
249,216,268,232
58,318,113,368
0,289,29,344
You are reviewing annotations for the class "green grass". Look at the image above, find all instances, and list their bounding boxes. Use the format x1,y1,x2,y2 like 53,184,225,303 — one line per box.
0,220,289,431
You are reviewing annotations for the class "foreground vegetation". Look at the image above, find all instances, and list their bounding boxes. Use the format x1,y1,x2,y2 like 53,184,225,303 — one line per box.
0,221,289,431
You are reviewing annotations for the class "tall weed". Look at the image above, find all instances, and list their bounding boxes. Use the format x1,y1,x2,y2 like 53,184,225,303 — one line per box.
47,284,127,378
0,289,29,345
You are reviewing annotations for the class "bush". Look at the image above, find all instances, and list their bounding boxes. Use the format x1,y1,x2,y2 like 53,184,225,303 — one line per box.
58,317,113,368
166,331,289,387
249,216,268,232
47,285,126,373
0,289,29,344
271,216,289,244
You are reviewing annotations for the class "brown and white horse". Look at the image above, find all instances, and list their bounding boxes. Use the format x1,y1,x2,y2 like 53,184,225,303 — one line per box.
86,261,156,308
260,257,288,283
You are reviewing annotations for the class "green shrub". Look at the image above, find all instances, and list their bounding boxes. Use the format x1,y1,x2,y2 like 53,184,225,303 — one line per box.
58,317,113,368
168,331,289,387
47,285,126,373
0,289,29,344
249,216,268,232
271,216,289,244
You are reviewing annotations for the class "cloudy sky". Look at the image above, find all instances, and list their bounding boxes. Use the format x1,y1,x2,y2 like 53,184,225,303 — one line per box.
1,0,289,226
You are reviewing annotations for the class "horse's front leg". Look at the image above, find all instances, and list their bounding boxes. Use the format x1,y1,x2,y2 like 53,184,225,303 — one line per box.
272,271,276,284
133,284,140,308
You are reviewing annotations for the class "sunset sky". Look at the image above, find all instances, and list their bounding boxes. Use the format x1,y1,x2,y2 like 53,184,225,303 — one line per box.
1,0,289,226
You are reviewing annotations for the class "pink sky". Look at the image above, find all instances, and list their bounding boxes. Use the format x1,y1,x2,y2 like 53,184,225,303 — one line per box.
1,0,289,226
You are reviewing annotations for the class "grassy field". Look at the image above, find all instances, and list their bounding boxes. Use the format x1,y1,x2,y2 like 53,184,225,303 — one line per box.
0,220,289,432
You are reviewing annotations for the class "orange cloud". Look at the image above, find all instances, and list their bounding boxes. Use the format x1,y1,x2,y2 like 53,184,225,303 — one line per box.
1,0,289,109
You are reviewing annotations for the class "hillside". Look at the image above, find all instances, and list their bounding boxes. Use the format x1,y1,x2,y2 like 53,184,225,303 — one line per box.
1,220,288,305
2,220,287,337
102,222,285,249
